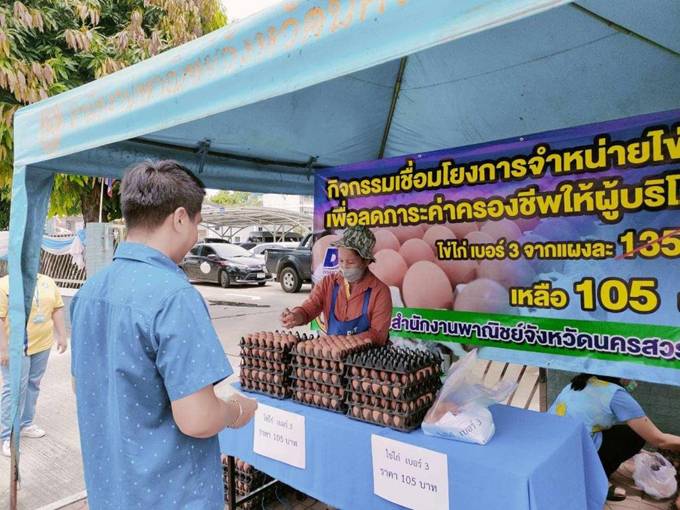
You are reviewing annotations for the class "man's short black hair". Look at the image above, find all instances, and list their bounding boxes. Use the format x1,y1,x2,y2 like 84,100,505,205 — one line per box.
120,160,206,230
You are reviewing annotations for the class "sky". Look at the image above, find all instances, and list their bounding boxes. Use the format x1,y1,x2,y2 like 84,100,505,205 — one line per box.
221,0,283,21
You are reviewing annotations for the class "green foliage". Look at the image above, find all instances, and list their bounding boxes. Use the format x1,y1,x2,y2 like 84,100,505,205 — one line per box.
0,0,227,222
210,191,263,208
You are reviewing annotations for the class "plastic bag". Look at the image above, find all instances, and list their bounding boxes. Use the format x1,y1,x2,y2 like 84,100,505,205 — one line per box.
633,451,678,499
422,350,515,445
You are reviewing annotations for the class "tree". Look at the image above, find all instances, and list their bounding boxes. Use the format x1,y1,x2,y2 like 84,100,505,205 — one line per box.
210,191,263,208
0,0,227,224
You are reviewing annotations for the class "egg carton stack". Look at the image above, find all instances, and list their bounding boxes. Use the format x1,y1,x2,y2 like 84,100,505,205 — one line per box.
223,458,274,510
345,347,442,432
291,335,374,413
239,331,305,399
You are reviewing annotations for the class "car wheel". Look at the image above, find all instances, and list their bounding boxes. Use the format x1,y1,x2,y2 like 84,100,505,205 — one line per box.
280,267,302,293
219,270,231,288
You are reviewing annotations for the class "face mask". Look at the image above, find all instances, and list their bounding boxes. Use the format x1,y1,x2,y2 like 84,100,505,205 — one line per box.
625,381,638,392
341,267,365,283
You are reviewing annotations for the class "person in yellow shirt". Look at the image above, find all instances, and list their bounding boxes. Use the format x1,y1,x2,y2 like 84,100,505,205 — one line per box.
0,273,68,457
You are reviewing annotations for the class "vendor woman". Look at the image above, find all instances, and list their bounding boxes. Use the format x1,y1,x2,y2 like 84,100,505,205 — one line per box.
280,226,392,345
550,373,680,502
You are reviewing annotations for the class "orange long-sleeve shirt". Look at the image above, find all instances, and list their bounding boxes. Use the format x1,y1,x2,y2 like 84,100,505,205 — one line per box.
294,270,392,345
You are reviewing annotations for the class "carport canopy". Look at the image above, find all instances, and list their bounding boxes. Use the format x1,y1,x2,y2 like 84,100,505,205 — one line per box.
200,204,312,240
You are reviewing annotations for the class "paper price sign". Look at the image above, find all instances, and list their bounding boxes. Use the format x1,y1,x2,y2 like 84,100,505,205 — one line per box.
253,404,306,469
371,435,449,510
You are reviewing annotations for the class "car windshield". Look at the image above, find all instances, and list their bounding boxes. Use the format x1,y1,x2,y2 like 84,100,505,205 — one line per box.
210,244,251,258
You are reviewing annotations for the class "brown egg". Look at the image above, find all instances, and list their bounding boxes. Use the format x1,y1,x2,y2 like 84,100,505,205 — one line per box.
382,412,391,425
454,278,509,312
321,372,330,383
423,225,457,251
464,230,495,245
515,217,541,232
330,399,339,410
331,374,340,385
371,382,381,394
351,367,360,377
362,408,372,420
321,396,329,407
392,386,402,398
446,222,478,238
372,410,381,422
352,406,361,417
370,249,409,288
399,238,435,266
402,261,453,309
312,234,341,271
373,229,401,252
435,258,477,286
389,225,426,244
477,258,535,288
362,381,371,392
313,395,321,405
381,384,390,397
481,219,522,242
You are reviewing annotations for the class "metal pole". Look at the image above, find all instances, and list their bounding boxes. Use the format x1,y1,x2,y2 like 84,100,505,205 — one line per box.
227,455,236,510
9,431,18,510
98,179,105,223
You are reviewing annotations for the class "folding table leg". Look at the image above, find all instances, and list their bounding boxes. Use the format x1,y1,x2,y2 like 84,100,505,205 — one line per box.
227,455,236,510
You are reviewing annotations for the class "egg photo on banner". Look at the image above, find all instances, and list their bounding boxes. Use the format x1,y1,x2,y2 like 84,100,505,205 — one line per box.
313,108,680,385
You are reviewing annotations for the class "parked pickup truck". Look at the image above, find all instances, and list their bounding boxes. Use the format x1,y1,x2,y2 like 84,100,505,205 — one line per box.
265,234,313,293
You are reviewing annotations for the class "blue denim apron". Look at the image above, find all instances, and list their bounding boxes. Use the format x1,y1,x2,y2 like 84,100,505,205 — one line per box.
327,283,372,336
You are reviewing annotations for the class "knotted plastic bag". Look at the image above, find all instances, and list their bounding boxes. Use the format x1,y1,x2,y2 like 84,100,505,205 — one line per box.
633,451,677,499
422,350,515,445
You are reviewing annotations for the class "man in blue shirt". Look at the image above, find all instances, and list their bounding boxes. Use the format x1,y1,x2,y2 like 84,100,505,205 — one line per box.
70,160,257,509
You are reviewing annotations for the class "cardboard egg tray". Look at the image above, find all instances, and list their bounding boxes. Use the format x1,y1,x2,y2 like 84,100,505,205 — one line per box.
291,355,345,374
239,331,305,400
239,376,291,400
240,346,290,363
346,375,441,401
291,365,345,387
291,378,346,399
240,367,291,386
346,403,430,432
345,389,437,413
345,361,440,383
240,357,288,372
291,388,347,413
223,459,274,509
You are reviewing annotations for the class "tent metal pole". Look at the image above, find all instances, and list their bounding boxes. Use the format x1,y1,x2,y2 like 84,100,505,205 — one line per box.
130,137,330,171
571,3,680,57
378,56,408,159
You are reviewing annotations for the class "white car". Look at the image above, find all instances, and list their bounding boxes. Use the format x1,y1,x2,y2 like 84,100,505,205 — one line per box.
248,242,299,263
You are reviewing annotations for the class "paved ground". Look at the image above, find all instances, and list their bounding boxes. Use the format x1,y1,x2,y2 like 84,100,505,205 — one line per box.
0,280,677,509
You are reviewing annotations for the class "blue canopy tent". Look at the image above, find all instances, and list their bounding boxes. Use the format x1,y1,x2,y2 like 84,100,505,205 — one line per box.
6,0,680,462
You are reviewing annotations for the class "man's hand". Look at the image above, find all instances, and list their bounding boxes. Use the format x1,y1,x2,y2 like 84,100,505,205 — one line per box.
226,392,258,429
0,348,8,367
280,308,303,329
56,336,68,354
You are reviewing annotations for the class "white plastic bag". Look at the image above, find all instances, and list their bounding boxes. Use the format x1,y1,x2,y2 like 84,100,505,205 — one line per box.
422,350,515,445
633,451,677,499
